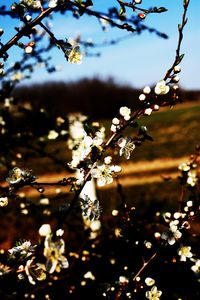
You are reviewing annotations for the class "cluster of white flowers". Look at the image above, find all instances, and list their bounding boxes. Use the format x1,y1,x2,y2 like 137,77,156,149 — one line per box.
8,240,36,258
119,106,131,120
187,171,198,186
20,0,42,9
153,64,181,96
91,156,121,186
178,162,190,172
139,86,151,102
162,212,186,245
178,161,198,187
70,133,102,168
111,106,131,132
68,114,105,169
145,278,162,300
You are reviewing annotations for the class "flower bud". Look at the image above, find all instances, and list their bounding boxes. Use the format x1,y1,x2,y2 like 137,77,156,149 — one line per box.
138,13,146,19
143,86,151,94
139,93,146,101
174,65,181,73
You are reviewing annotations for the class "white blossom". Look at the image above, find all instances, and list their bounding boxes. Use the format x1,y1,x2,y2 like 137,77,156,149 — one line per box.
146,286,162,300
178,246,193,262
68,47,82,64
144,108,153,116
48,0,58,8
154,80,170,95
143,86,151,94
139,93,146,101
39,224,52,237
117,137,135,159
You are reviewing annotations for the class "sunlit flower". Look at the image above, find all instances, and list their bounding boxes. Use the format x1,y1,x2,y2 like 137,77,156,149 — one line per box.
68,47,82,64
178,246,193,262
154,80,170,95
91,163,121,186
8,240,36,258
44,235,69,273
0,197,8,207
80,195,102,221
146,286,162,300
25,257,46,285
117,137,135,159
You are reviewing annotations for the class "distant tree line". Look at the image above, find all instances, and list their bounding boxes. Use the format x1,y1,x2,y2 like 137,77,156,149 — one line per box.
12,78,200,119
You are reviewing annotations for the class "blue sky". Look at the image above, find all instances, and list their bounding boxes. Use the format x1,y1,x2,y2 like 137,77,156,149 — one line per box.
1,0,200,90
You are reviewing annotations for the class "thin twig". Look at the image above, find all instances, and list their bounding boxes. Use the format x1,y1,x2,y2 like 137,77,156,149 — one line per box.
39,21,67,56
132,252,157,281
164,0,190,81
0,7,54,58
